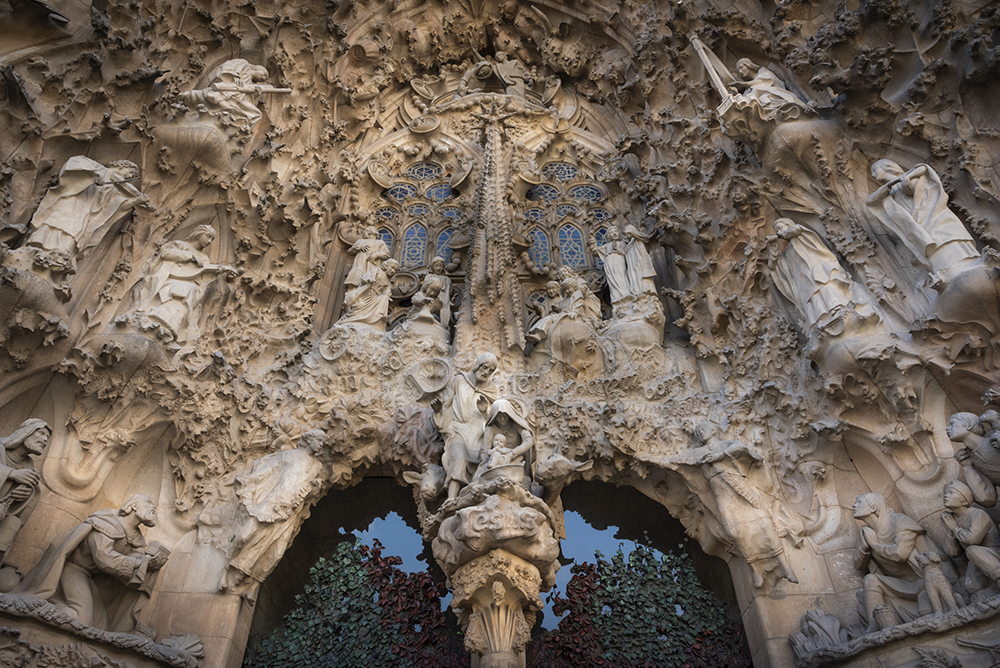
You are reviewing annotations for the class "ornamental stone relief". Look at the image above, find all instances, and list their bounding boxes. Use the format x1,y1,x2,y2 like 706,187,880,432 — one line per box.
1,1,1000,667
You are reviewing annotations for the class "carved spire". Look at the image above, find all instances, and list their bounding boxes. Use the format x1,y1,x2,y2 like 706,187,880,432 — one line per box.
457,97,526,353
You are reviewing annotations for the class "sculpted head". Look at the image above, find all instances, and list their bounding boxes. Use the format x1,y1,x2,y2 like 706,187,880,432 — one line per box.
606,227,621,241
473,353,498,383
773,218,798,239
107,160,140,181
430,256,446,274
545,281,561,298
299,429,327,455
383,259,400,278
736,58,758,80
944,481,973,510
947,412,984,441
3,419,51,456
120,494,157,527
693,421,719,447
871,159,905,183
852,492,886,520
364,225,379,239
492,434,507,450
188,225,217,250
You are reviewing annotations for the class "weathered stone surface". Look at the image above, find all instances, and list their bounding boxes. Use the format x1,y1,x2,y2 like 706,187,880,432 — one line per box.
2,0,1000,666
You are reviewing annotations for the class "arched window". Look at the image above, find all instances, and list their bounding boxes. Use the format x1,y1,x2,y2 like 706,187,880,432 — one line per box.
590,208,612,223
425,184,454,202
558,224,585,268
525,208,546,222
383,183,417,203
401,223,428,267
541,162,579,182
407,203,430,218
407,163,443,181
374,206,398,222
527,228,550,266
568,184,603,203
378,228,394,253
556,204,578,219
441,207,462,220
435,228,455,264
526,184,559,203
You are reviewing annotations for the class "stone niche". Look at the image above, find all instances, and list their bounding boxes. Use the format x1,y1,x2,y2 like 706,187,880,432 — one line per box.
1,0,1000,667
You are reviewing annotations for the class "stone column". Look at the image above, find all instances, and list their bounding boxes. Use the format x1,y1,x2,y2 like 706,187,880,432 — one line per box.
450,549,541,668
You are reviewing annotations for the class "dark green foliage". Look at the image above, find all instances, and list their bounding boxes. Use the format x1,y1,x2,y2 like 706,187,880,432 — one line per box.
244,539,750,668
528,542,752,668
243,540,468,668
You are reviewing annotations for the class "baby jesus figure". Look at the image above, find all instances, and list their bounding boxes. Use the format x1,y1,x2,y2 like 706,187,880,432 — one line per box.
472,434,533,484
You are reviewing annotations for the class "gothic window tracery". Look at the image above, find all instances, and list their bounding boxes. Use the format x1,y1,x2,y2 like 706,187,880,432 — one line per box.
401,223,428,267
373,161,462,268
519,162,611,270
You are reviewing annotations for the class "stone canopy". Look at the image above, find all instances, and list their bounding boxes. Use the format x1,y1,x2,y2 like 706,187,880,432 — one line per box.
1,1,1000,667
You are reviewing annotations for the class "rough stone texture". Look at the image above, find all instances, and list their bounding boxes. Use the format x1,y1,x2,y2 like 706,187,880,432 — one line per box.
1,0,1000,666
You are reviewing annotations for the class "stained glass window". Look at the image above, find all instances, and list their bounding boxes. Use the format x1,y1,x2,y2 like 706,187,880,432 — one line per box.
441,207,462,219
407,203,430,218
378,228,394,253
383,183,417,203
541,162,579,182
435,229,454,263
528,290,547,312
407,163,443,181
527,228,549,266
525,208,545,222
526,184,559,202
425,184,454,202
374,207,398,222
590,208,612,222
558,224,585,268
401,224,427,267
556,204,578,219
568,184,603,203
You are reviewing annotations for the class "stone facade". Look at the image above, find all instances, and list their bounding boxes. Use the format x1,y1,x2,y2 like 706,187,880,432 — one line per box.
1,1,999,667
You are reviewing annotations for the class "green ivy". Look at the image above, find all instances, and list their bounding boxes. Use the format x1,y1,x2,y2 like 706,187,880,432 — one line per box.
529,541,751,668
244,539,750,668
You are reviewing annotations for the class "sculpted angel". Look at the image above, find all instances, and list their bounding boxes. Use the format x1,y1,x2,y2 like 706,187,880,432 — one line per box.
867,160,980,280
223,430,329,590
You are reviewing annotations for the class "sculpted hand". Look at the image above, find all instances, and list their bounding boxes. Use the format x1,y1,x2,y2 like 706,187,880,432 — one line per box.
9,485,32,502
955,448,972,463
860,526,876,547
9,469,40,486
941,511,958,532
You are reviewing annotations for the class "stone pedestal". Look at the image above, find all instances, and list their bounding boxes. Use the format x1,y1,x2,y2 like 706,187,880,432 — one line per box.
450,550,542,668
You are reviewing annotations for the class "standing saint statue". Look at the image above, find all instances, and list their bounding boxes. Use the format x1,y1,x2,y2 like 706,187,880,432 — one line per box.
623,224,657,297
589,227,630,305
768,218,857,330
345,225,391,290
432,353,500,500
867,160,981,281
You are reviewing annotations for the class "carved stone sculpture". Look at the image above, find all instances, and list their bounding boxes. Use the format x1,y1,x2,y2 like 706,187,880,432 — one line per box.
867,160,981,284
950,411,1000,507
400,256,452,343
119,225,241,349
15,494,168,634
528,268,603,377
176,58,288,130
852,492,955,630
480,399,535,488
222,430,329,590
623,224,657,297
345,226,391,291
941,480,1000,596
768,218,857,331
0,419,50,568
455,51,532,98
730,58,813,120
673,423,798,589
433,354,499,500
8,157,151,297
589,226,631,305
337,258,399,331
